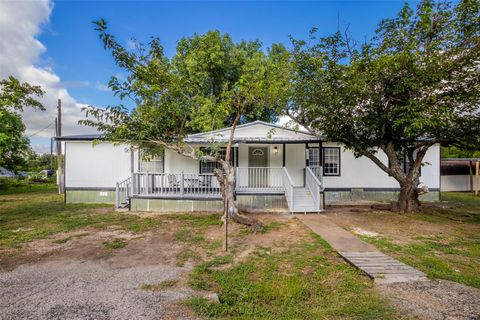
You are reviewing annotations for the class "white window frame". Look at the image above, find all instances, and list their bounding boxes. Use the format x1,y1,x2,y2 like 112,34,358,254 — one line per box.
308,148,321,167
322,147,340,176
200,160,218,175
139,154,164,173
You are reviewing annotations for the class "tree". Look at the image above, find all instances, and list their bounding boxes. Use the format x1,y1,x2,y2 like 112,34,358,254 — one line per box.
81,21,287,230
284,0,480,212
0,76,45,171
441,146,480,158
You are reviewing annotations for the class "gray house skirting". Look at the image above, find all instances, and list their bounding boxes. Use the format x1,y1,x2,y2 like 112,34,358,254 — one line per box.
65,187,440,209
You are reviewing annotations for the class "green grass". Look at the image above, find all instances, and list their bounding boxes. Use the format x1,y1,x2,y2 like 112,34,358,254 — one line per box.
0,190,162,249
185,234,400,319
359,192,480,288
141,279,179,291
170,213,223,261
0,179,57,195
103,238,128,250
260,221,283,234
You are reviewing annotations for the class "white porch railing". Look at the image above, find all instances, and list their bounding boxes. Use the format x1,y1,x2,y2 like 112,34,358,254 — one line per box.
282,167,295,210
309,166,323,182
132,172,221,198
115,176,131,208
305,167,323,210
235,167,284,193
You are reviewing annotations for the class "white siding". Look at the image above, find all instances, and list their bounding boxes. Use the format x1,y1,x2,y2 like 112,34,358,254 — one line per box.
163,149,199,173
441,175,471,191
285,144,306,186
64,140,440,191
322,143,441,190
65,142,131,188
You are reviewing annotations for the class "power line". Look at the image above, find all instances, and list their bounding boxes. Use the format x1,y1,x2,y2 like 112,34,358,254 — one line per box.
27,122,54,138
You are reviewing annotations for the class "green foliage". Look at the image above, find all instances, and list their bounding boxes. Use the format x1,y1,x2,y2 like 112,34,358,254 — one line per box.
27,172,49,183
81,22,287,162
285,0,480,207
441,146,480,158
0,76,44,171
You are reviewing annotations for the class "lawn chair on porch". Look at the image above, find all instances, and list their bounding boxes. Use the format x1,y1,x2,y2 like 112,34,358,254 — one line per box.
168,174,180,188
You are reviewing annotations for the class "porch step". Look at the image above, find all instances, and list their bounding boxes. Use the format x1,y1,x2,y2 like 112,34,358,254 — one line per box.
290,188,320,213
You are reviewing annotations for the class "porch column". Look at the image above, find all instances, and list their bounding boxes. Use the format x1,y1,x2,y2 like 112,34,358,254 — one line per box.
282,143,286,167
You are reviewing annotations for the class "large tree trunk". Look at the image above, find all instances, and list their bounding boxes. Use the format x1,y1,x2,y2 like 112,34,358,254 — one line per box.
394,181,421,212
214,165,263,232
211,101,263,232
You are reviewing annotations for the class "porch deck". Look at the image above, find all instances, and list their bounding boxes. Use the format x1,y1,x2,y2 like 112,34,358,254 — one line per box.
116,167,324,212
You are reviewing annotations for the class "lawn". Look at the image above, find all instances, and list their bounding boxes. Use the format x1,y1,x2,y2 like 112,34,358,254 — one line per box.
0,187,406,319
327,192,480,289
0,185,162,250
0,178,57,195
185,234,399,319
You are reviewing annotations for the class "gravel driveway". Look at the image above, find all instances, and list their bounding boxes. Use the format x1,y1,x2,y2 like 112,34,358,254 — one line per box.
0,259,198,320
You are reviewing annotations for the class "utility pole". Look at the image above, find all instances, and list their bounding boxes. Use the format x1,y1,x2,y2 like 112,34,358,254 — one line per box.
50,137,53,171
56,99,64,194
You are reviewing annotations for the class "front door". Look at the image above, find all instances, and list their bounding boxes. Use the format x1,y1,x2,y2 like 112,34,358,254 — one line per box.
248,147,268,187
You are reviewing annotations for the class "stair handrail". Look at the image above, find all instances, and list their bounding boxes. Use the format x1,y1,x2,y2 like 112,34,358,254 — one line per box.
115,176,132,208
305,167,322,210
282,167,295,211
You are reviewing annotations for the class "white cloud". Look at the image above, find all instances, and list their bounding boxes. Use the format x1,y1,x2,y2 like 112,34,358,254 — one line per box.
0,0,97,151
95,81,110,92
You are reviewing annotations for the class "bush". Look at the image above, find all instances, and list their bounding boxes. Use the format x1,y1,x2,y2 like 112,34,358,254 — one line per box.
28,172,49,183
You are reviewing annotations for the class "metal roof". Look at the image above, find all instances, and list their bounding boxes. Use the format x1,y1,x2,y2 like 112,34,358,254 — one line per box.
55,121,322,143
55,134,102,141
441,158,480,161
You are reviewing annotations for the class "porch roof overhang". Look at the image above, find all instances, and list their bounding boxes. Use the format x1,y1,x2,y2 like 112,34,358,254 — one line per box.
55,121,324,144
184,137,321,144
55,134,103,141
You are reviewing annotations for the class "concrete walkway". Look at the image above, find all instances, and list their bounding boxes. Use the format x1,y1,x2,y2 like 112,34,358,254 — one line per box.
297,214,427,284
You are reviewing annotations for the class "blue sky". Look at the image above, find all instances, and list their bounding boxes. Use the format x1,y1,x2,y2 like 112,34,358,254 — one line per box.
40,0,413,109
2,0,418,152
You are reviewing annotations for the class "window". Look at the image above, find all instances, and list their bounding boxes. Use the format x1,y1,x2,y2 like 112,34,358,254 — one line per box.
199,147,234,174
140,155,164,173
323,147,340,176
200,160,218,174
251,148,265,156
308,148,321,167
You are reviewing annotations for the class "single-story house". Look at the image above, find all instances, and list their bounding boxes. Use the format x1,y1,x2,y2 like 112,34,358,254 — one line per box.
56,121,440,213
440,158,480,192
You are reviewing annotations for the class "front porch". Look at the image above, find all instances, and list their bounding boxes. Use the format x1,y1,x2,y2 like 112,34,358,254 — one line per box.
117,166,324,213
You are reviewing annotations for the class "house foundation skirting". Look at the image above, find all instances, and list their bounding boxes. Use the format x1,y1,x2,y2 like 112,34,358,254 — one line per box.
65,189,116,204
66,187,440,210
130,197,223,212
130,195,288,212
324,188,440,204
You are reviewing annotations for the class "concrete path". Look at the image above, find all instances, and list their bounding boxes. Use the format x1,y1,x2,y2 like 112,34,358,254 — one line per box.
297,214,427,284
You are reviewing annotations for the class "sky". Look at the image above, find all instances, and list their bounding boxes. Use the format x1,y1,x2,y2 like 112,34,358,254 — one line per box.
0,0,417,153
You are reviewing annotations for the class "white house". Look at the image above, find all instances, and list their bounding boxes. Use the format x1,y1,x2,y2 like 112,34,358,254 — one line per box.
57,121,441,213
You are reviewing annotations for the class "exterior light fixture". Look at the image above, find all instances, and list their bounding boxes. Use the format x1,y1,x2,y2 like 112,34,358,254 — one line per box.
274,146,278,154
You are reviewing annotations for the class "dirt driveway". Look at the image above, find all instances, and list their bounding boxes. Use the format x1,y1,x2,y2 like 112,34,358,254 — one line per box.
0,260,196,320
0,228,203,320
0,212,302,320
